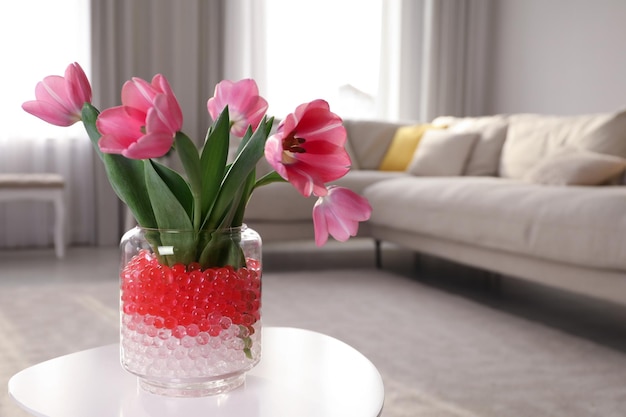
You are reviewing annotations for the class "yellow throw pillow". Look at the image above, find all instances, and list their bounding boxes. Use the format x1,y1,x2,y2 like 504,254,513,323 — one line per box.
378,124,440,171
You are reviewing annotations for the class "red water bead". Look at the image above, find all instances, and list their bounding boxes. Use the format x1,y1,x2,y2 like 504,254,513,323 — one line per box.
181,300,195,313
172,325,186,339
164,316,178,329
171,263,186,274
221,304,236,319
208,324,222,337
175,273,191,287
162,290,178,309
187,262,202,272
203,268,217,281
170,306,185,320
198,318,211,332
189,270,204,287
230,289,243,302
121,255,262,338
147,304,160,316
153,317,165,329
137,304,149,316
191,308,206,322
158,306,170,318
246,258,261,271
186,323,200,337
241,313,255,326
242,289,257,302
179,313,193,326
123,302,137,315
121,292,133,303
231,312,242,325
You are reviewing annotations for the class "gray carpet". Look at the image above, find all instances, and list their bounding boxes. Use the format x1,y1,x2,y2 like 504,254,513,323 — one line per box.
2,247,626,416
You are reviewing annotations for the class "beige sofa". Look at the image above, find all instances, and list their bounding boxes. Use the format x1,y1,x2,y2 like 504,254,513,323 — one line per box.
244,112,626,305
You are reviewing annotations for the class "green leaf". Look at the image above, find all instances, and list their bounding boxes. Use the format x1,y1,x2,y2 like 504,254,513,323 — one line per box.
175,132,202,191
198,229,245,268
200,108,230,222
81,103,157,228
81,103,104,161
144,160,196,265
254,171,285,189
231,169,256,227
235,125,254,155
207,117,274,229
144,160,194,230
151,160,194,221
174,132,203,228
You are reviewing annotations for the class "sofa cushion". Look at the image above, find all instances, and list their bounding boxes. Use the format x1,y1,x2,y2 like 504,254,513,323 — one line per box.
499,111,626,179
364,176,626,270
432,115,508,176
523,148,626,186
343,120,404,169
406,130,478,176
378,124,436,171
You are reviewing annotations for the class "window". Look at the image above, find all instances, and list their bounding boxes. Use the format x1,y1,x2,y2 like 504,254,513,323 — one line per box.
264,0,383,119
0,1,94,248
0,0,91,140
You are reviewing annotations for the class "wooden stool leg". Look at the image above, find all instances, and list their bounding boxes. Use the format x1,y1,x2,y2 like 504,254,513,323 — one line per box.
53,191,65,259
374,239,382,269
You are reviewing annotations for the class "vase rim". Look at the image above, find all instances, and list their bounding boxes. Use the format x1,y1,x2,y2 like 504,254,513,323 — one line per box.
133,224,248,233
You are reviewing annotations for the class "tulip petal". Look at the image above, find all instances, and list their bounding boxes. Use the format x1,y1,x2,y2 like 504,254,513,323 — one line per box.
96,106,145,137
98,134,131,155
97,74,181,159
22,63,92,127
121,77,157,113
207,79,268,137
313,198,330,246
123,132,175,159
22,100,79,126
263,99,349,195
311,186,372,246
65,62,92,110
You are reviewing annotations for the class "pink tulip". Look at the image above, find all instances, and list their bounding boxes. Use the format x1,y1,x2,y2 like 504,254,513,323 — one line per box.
207,79,269,137
312,186,372,246
97,74,183,159
22,62,92,126
264,100,350,197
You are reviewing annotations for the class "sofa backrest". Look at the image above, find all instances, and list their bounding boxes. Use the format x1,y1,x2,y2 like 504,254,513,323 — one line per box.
343,119,405,170
499,110,626,179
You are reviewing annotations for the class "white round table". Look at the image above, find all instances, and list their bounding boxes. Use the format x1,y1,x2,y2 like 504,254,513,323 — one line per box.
9,327,384,417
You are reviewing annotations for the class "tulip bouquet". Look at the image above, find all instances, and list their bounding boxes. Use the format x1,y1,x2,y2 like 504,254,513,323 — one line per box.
22,63,372,268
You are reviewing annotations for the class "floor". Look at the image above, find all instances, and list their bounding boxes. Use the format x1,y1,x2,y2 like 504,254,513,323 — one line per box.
2,239,626,416
266,238,626,355
2,238,626,353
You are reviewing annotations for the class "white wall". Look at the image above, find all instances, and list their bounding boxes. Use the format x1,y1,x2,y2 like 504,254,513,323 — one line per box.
486,0,626,115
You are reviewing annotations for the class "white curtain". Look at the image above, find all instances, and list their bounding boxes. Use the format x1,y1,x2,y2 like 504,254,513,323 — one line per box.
377,0,426,121
0,137,96,248
419,0,492,121
378,0,492,122
90,0,226,244
0,0,96,249
223,0,268,91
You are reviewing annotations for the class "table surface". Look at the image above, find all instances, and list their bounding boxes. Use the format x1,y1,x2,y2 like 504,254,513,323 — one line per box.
9,327,384,417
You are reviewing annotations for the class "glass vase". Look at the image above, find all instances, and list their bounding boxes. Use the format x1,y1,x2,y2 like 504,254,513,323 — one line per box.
119,225,262,397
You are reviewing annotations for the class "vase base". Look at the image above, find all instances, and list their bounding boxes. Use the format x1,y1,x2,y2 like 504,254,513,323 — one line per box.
138,373,246,397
